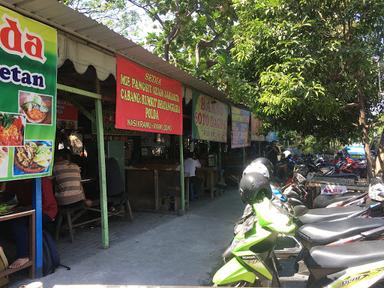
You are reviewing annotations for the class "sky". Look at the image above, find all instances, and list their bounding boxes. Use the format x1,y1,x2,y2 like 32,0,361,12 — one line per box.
68,1,158,50
122,5,157,44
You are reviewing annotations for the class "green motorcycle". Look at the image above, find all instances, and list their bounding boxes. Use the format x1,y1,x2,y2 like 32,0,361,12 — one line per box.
213,197,295,287
213,172,384,287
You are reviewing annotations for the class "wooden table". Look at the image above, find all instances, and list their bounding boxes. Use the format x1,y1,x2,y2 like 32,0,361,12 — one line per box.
126,167,184,212
0,209,35,278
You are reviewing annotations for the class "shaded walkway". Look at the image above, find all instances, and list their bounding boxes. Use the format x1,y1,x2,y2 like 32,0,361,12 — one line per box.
15,189,243,287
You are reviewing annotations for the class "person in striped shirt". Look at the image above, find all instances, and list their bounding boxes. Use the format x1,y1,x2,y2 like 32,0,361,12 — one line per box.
53,149,91,206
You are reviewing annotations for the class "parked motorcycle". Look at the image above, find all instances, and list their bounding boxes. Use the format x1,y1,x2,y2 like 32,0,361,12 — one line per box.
305,240,384,287
213,173,294,286
214,197,384,286
213,170,384,287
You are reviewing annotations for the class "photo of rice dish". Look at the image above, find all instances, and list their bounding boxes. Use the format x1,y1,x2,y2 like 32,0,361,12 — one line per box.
0,113,25,146
14,141,52,174
19,92,52,125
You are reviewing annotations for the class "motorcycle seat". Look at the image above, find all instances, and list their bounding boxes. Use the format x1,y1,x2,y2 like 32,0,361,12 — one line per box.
313,193,361,208
298,206,365,224
307,240,384,269
319,173,358,179
297,218,384,245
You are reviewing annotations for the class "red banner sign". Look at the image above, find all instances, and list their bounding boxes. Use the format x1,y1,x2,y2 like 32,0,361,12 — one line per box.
115,56,183,135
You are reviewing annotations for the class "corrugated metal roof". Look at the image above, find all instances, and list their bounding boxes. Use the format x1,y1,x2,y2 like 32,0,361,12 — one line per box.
0,0,229,103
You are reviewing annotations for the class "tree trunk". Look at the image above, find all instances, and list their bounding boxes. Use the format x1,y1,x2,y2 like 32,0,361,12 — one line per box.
375,132,384,177
357,89,374,179
195,43,200,69
164,41,170,62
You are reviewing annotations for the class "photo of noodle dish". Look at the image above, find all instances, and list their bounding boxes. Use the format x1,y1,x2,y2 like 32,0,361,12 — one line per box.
0,113,25,147
14,141,52,175
19,91,52,125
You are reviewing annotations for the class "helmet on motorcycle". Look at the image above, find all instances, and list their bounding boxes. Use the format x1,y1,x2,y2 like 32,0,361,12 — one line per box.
239,172,272,204
283,150,292,159
243,157,274,179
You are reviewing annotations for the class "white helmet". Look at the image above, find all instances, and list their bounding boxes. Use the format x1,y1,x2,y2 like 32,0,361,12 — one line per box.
283,150,292,158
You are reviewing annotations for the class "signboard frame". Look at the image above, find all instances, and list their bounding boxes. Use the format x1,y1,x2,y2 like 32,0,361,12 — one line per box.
231,107,251,148
0,6,57,181
115,55,183,135
192,90,228,143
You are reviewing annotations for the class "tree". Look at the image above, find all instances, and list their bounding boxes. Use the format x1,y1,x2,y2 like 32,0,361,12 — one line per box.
142,0,236,80
62,0,142,39
64,0,384,177
63,0,235,81
229,0,384,178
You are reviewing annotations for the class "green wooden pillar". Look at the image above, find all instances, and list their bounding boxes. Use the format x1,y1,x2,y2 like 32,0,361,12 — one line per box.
57,82,109,247
179,135,185,214
95,99,109,248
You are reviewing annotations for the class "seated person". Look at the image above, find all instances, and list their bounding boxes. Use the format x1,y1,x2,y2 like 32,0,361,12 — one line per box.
54,149,92,207
0,177,57,269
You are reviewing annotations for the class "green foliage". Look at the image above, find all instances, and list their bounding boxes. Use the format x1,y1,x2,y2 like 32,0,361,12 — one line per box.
144,0,236,77
64,0,384,144
229,0,383,141
62,0,142,39
279,131,332,154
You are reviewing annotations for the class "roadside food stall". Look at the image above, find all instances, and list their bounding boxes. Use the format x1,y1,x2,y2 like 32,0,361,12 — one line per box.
190,89,229,198
116,56,186,213
223,106,251,183
0,5,57,278
231,106,251,163
0,2,239,281
251,115,266,158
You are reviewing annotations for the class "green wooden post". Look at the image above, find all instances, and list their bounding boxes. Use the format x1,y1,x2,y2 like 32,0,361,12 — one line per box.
179,135,185,214
95,99,109,248
57,83,108,247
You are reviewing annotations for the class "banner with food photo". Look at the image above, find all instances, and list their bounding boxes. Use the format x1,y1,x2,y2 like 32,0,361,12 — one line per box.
0,6,57,181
